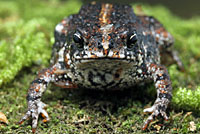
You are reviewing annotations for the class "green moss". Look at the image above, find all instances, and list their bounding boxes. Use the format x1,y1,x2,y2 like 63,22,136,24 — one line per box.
173,87,200,111
0,0,81,86
0,0,200,133
0,19,50,86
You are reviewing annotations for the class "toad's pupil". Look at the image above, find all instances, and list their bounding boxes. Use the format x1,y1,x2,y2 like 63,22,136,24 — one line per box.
73,33,83,44
127,34,137,48
130,34,137,44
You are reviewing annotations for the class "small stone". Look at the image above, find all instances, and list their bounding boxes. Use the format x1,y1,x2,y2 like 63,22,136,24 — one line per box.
0,112,8,124
189,121,196,132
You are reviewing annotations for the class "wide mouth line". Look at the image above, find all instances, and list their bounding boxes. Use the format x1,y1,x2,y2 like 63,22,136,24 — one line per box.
76,57,130,61
74,57,136,64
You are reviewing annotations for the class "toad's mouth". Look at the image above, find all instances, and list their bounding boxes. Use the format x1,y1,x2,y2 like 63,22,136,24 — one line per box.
74,57,136,64
77,57,132,61
73,54,136,62
74,58,137,70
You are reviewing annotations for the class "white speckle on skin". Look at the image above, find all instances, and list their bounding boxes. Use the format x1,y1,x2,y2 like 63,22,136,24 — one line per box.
93,76,101,84
138,54,143,66
137,69,142,74
108,51,113,57
142,31,146,36
66,82,69,86
100,24,113,31
66,53,70,59
68,60,71,65
83,55,88,58
58,47,65,62
119,49,125,58
55,23,64,33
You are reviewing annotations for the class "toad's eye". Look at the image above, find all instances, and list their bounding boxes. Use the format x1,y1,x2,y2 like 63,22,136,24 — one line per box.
127,33,137,48
73,32,84,48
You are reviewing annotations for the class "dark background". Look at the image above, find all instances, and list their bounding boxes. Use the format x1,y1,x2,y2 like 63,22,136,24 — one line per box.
83,0,200,18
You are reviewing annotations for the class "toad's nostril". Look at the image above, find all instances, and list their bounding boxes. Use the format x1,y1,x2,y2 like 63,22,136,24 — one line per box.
109,42,114,49
98,42,103,49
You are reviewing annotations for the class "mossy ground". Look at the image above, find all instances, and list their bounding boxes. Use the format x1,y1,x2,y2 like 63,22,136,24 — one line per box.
0,0,200,133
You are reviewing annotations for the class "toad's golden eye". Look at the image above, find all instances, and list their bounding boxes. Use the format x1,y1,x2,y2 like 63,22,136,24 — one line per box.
73,32,84,48
127,33,137,48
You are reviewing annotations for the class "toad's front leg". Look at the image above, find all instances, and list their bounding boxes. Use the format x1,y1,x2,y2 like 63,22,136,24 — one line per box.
142,63,172,130
18,64,75,133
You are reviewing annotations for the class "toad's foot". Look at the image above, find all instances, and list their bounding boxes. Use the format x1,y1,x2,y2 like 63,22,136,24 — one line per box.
142,63,172,130
19,101,49,133
142,99,169,130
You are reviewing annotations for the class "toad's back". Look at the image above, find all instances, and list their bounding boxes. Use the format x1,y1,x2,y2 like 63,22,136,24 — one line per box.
70,3,137,29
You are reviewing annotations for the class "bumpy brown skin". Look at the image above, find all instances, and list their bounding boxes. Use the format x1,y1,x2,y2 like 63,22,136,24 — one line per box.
19,3,183,133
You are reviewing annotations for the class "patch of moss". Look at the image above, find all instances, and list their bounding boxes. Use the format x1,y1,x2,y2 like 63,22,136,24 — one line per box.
0,0,200,133
0,0,81,86
0,19,51,86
